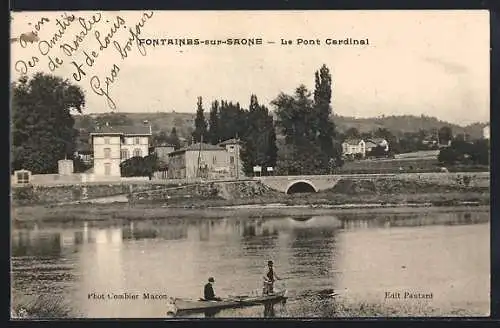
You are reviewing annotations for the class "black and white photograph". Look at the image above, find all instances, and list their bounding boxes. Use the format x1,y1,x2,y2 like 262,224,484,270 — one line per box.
10,10,490,319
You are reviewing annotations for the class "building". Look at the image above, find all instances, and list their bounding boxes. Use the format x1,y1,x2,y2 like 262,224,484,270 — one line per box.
152,143,176,163
483,124,490,140
365,138,389,153
167,138,243,180
342,139,366,158
89,124,152,177
342,138,389,158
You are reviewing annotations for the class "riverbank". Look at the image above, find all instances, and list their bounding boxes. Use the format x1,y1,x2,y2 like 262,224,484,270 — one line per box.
12,195,489,224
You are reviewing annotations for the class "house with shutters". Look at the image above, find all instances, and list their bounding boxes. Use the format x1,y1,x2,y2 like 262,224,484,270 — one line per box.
89,124,152,177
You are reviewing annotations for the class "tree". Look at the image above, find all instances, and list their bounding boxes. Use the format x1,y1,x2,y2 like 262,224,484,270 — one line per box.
153,131,170,145
217,100,247,141
120,154,159,178
207,100,220,144
272,85,331,174
192,96,207,143
240,95,278,175
169,127,181,150
11,73,85,174
345,127,360,139
313,65,338,162
95,113,133,127
373,127,400,154
438,126,453,145
367,145,388,158
273,85,315,144
438,147,460,165
469,139,489,165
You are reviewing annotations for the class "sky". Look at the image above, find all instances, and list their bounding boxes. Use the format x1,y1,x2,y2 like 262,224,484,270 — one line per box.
10,10,490,125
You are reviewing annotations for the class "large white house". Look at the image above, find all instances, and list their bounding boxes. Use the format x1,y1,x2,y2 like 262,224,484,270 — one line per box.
90,124,152,177
342,138,366,157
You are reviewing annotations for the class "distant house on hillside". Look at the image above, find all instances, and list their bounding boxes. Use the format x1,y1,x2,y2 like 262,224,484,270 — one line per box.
342,137,390,159
167,138,243,180
365,138,389,153
342,139,366,158
483,124,490,140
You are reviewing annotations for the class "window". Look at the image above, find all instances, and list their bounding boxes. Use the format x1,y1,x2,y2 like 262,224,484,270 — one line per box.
121,149,129,160
134,137,140,145
104,137,110,144
16,171,30,184
104,163,111,176
230,156,234,164
213,156,216,164
134,148,142,157
104,148,111,159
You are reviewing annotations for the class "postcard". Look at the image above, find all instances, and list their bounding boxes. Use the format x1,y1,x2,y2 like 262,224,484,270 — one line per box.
10,10,490,319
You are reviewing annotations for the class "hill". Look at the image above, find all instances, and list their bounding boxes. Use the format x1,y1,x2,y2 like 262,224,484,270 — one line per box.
74,112,488,140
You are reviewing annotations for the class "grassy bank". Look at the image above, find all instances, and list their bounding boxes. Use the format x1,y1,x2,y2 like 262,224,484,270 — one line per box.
292,299,486,317
11,294,76,319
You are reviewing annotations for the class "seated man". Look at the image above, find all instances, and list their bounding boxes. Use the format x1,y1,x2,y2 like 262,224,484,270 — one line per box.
204,277,222,301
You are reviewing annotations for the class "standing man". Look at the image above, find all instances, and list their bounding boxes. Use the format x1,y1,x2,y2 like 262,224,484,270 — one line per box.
263,260,281,295
204,277,222,301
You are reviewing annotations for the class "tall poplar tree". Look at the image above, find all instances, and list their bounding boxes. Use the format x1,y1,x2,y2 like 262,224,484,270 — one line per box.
313,64,338,164
207,100,220,144
192,96,207,143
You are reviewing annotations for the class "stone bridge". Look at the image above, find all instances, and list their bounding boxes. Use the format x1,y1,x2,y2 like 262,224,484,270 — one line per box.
255,174,389,194
256,172,490,194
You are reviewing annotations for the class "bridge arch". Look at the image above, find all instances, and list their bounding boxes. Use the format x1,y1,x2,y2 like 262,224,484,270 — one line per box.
285,180,318,194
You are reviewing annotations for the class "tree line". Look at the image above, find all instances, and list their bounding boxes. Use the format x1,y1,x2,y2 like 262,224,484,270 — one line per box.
190,64,342,175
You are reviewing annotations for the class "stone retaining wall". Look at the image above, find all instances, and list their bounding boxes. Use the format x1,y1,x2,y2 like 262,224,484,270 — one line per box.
11,183,179,206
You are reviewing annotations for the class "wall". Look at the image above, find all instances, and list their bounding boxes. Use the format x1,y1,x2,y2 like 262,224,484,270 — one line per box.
185,149,231,179
11,181,180,206
155,146,175,162
11,173,153,187
167,152,186,179
128,180,276,203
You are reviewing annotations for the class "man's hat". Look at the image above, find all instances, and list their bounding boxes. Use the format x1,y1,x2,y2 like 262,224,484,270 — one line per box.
208,277,215,282
268,260,273,265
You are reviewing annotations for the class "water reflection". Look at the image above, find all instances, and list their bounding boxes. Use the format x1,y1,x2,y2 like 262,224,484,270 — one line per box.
10,209,490,318
337,211,487,229
12,231,63,257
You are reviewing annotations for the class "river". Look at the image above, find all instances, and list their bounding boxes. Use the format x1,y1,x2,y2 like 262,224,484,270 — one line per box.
11,208,490,318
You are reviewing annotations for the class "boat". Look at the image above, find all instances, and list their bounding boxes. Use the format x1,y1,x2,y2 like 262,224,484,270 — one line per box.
172,290,288,314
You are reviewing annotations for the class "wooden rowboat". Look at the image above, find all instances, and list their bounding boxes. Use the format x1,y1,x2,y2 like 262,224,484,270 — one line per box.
173,290,288,313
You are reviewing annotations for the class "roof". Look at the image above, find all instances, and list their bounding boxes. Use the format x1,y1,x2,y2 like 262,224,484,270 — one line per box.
366,138,387,144
90,125,151,136
343,138,364,145
169,142,225,156
153,143,176,148
365,141,377,148
218,138,241,146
